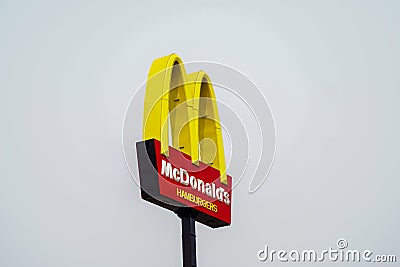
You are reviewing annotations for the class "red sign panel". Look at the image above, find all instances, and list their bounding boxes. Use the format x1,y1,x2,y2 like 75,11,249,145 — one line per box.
137,139,232,228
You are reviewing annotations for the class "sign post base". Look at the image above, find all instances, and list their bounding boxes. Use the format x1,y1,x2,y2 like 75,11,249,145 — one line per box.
177,209,197,267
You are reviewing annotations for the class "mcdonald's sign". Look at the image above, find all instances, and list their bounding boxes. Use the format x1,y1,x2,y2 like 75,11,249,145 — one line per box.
136,54,232,228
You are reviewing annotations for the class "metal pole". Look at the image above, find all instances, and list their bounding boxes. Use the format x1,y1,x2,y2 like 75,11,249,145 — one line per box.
177,209,197,267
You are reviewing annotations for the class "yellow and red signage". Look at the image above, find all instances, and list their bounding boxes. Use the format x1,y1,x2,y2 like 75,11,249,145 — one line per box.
137,54,232,228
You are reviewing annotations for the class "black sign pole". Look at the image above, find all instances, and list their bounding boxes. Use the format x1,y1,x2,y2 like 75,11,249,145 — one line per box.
177,209,197,267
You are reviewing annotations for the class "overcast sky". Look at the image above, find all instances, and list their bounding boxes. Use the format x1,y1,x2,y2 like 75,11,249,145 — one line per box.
1,1,399,266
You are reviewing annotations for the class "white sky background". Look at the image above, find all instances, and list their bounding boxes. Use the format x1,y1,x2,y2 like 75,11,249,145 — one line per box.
1,1,399,266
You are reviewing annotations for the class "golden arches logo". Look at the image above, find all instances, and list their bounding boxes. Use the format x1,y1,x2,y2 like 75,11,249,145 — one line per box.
143,54,228,185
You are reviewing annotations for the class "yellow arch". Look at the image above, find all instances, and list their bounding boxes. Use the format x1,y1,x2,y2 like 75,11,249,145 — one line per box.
143,54,227,185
